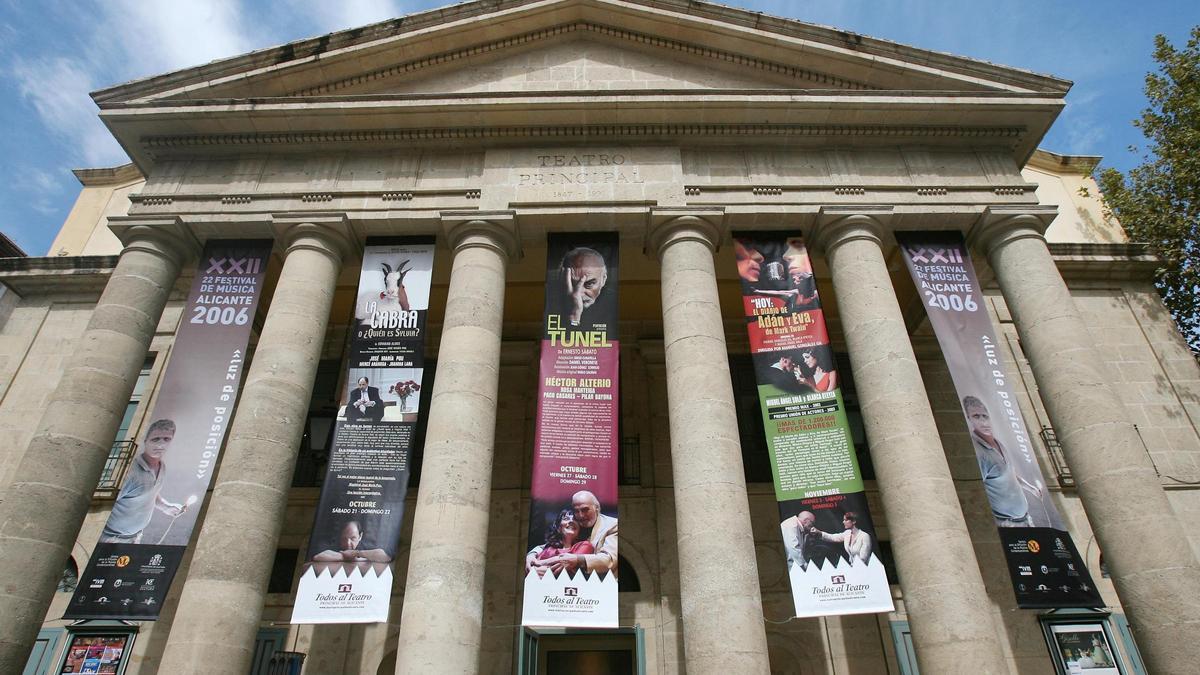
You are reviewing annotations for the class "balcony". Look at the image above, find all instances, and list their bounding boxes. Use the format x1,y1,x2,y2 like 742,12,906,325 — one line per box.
1039,427,1074,488
93,440,137,499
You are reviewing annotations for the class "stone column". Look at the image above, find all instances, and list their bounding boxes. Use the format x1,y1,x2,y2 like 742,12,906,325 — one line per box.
157,216,352,675
972,206,1200,675
395,213,518,675
810,208,1008,674
645,208,771,674
0,218,193,674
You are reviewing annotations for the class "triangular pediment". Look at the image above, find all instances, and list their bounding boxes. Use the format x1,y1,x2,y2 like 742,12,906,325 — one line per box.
357,35,822,96
97,0,1069,105
94,0,1072,168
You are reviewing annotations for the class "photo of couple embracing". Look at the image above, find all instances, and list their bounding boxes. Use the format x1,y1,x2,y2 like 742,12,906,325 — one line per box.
524,490,617,579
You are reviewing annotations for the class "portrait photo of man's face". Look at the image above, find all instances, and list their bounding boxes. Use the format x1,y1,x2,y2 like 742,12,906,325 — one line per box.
563,249,608,310
142,423,175,462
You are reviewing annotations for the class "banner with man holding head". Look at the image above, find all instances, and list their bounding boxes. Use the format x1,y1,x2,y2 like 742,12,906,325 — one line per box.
522,233,620,627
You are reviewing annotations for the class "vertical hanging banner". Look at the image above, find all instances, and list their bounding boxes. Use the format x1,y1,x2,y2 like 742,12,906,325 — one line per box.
522,233,620,627
292,237,435,624
733,232,894,618
66,239,272,619
898,231,1102,608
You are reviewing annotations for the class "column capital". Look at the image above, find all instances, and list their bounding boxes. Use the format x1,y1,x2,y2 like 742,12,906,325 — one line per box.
106,215,200,267
645,207,726,260
440,211,520,261
808,206,893,256
967,205,1058,255
271,213,355,263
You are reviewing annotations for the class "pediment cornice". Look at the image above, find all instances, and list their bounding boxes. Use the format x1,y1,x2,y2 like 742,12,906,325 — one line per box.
101,89,1062,168
286,21,874,96
91,0,1071,171
94,0,1070,105
136,120,1027,154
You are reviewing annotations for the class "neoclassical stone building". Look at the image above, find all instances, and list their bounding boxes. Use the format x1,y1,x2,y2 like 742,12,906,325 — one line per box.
2,1,1199,673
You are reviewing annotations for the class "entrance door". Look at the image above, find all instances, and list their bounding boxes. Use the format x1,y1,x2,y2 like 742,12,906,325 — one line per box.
22,628,63,675
889,621,919,675
518,626,644,675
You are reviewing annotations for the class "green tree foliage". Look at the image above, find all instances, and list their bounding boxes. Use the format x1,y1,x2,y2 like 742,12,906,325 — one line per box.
1097,27,1200,352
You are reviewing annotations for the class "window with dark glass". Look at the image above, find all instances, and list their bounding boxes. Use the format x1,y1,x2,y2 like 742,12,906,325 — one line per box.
293,359,342,488
834,353,875,480
97,356,156,497
876,540,900,585
729,354,773,483
267,549,299,593
407,360,436,484
115,356,155,442
616,558,641,593
57,557,78,593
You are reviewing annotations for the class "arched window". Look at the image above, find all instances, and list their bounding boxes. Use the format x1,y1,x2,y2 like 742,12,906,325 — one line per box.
57,557,78,593
617,558,641,593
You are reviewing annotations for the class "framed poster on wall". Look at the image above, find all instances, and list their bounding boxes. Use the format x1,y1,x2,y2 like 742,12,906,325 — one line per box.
1042,615,1125,675
54,626,136,675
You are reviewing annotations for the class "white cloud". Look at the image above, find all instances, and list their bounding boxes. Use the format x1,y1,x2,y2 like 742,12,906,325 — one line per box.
10,57,125,166
1058,89,1109,156
285,0,403,33
12,168,69,216
1063,117,1108,156
5,1,262,170
98,0,256,78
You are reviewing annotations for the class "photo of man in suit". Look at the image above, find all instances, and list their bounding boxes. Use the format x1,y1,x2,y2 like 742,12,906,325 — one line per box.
346,377,385,422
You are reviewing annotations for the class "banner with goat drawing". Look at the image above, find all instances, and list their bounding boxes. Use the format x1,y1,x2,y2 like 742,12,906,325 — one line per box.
292,237,435,624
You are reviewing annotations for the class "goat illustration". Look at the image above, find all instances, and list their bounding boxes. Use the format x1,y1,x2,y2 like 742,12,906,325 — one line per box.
379,260,412,312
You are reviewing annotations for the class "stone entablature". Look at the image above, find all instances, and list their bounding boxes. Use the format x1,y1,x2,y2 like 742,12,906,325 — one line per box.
124,146,1042,249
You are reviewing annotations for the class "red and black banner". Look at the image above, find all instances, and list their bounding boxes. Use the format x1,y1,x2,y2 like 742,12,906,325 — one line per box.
522,233,620,627
733,232,893,618
66,239,271,619
898,231,1101,608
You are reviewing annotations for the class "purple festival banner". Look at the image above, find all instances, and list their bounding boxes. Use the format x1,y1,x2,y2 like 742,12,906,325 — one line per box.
67,239,272,619
522,233,620,627
898,231,1102,608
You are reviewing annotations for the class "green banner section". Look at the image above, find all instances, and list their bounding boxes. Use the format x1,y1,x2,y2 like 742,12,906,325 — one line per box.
760,387,863,500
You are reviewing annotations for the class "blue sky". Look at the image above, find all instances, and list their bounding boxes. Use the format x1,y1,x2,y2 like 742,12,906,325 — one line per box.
1,0,1197,255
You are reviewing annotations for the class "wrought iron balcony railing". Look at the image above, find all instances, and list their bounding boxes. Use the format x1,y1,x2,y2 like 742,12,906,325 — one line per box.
1039,427,1074,488
94,440,137,499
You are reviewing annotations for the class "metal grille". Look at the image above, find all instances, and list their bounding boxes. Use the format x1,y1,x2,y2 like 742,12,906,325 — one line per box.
620,436,641,485
94,441,137,499
1039,427,1074,488
266,651,306,675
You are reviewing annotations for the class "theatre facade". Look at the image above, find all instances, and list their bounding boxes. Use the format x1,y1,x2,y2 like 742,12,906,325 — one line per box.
3,1,1200,673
